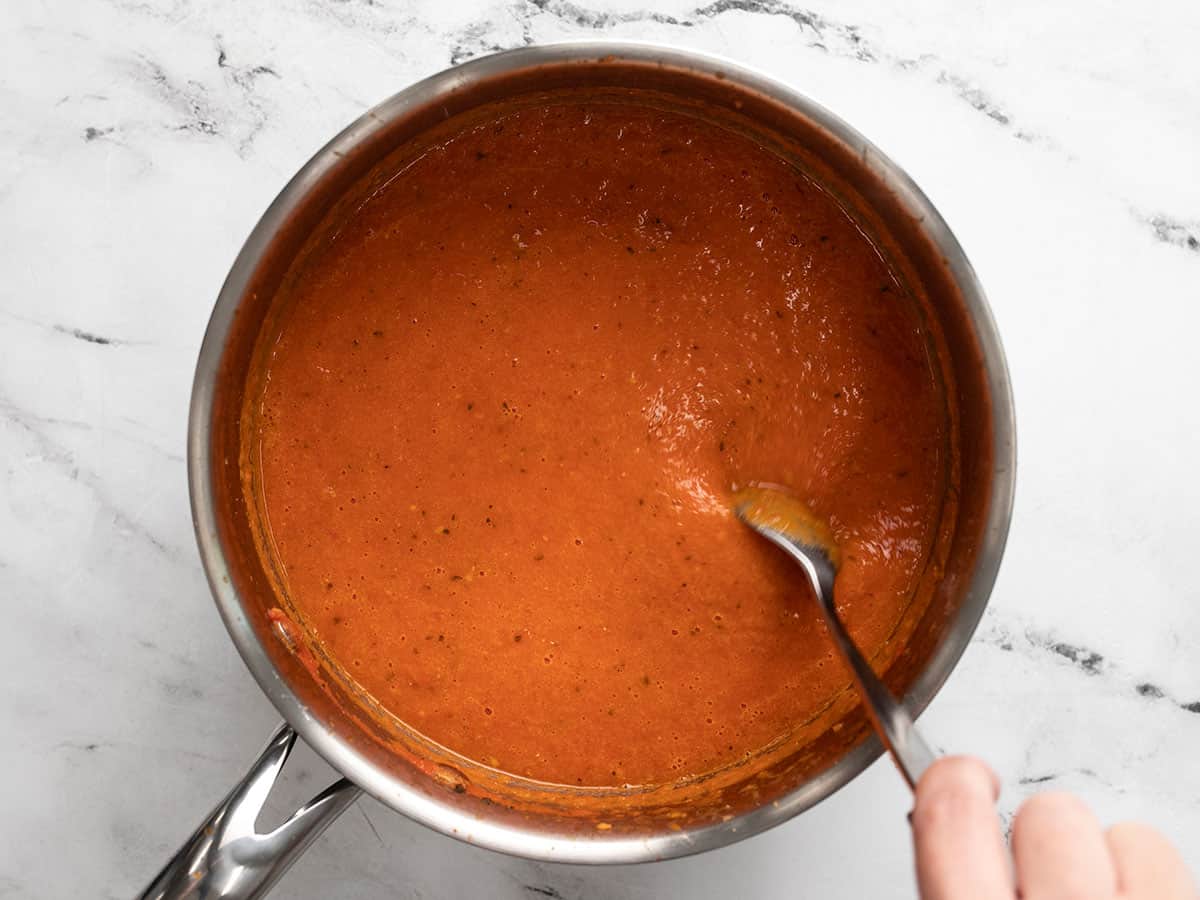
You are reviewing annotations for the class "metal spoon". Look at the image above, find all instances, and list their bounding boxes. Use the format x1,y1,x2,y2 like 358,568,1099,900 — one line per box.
732,483,936,790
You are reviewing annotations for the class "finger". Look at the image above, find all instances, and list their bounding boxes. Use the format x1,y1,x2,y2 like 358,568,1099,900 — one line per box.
911,756,1013,900
1012,792,1117,899
1107,822,1197,899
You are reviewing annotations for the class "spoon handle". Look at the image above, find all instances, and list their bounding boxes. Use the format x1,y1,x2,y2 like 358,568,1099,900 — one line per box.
819,603,937,790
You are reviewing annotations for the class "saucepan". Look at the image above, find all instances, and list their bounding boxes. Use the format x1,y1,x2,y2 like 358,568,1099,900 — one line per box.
144,42,1015,899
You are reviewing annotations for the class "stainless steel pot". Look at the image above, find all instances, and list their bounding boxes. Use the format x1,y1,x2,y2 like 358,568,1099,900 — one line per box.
145,42,1015,899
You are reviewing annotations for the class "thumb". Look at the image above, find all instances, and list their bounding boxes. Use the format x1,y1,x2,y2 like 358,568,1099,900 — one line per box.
911,756,1012,900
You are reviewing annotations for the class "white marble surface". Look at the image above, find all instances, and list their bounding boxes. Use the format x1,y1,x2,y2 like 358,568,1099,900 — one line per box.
2,0,1199,896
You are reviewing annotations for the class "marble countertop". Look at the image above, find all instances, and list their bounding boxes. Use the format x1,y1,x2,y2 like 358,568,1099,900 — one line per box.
3,0,1198,897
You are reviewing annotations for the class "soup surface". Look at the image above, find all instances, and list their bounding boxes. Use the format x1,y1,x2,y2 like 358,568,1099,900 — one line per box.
247,99,950,787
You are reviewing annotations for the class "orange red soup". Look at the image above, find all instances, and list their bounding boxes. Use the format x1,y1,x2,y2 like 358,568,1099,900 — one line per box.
248,100,949,787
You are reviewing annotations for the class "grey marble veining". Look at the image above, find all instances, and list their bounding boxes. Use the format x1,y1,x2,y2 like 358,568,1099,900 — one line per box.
2,0,1198,897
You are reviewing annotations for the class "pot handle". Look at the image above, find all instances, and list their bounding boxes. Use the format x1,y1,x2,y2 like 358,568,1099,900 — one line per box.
137,723,362,900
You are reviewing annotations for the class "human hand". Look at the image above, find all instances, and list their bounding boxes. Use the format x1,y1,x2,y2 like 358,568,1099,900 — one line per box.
910,756,1196,899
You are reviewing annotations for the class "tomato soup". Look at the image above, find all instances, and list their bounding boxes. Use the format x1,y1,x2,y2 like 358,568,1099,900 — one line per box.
245,99,951,788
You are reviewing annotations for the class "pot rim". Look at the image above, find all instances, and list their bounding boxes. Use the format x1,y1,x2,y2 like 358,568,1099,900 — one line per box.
188,40,1016,864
